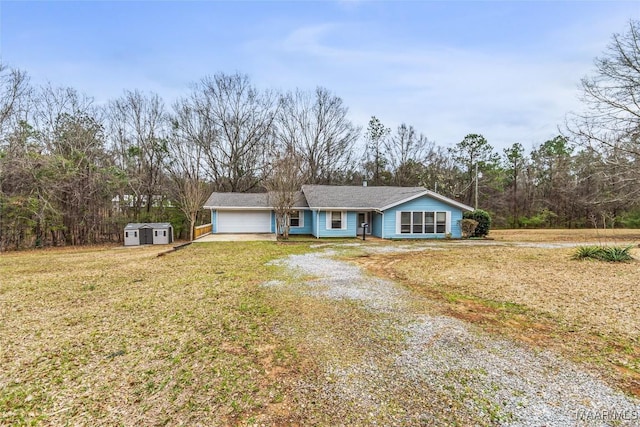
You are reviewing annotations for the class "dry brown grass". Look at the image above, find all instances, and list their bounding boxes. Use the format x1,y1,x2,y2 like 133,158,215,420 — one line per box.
491,228,640,243
353,236,640,397
5,232,640,424
0,242,312,426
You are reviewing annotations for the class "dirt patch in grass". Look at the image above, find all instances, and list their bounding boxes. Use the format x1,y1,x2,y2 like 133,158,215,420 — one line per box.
353,244,640,397
0,242,313,426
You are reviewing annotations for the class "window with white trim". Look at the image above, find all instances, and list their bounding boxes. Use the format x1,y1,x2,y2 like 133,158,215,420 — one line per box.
399,211,448,234
412,212,423,233
436,212,446,233
289,210,303,227
425,212,435,233
331,211,342,229
326,211,346,230
400,212,411,233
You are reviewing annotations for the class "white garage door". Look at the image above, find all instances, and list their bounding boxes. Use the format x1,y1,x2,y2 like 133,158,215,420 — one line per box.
217,210,272,233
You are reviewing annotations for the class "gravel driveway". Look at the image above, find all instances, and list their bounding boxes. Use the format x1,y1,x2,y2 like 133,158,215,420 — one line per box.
266,245,640,426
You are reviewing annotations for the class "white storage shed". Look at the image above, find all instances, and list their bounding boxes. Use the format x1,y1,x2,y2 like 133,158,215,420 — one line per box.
124,223,174,246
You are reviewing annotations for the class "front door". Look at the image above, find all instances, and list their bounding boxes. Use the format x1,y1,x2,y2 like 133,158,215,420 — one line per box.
357,212,371,235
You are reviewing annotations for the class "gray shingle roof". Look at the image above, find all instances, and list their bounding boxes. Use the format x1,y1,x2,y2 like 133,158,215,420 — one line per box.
203,186,472,211
125,223,172,230
204,192,270,208
301,185,426,209
203,191,309,209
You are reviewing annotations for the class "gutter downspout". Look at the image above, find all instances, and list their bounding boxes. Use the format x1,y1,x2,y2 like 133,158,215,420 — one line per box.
316,210,319,238
381,211,385,239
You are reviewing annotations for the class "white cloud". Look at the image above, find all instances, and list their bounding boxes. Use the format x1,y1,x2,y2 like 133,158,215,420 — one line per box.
247,22,598,152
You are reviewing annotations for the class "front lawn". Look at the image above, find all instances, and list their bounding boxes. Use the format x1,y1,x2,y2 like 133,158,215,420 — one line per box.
0,242,310,426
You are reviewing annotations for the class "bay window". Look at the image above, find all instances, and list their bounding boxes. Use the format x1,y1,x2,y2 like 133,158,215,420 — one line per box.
399,211,448,234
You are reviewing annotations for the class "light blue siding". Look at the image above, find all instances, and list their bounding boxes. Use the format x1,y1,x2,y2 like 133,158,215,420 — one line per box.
208,194,466,239
315,210,357,237
371,211,383,237
271,211,276,233
383,197,465,239
288,210,313,235
310,210,318,237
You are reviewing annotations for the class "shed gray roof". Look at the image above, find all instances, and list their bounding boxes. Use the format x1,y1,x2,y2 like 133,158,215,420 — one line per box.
203,191,309,209
125,222,172,230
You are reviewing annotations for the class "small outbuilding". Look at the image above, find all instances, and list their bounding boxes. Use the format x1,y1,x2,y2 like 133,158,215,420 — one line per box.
124,223,174,246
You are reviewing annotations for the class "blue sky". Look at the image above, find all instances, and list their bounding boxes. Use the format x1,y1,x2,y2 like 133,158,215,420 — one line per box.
1,1,639,152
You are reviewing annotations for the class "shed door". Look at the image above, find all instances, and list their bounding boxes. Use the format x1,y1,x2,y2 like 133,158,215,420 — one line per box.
217,210,272,233
140,228,154,244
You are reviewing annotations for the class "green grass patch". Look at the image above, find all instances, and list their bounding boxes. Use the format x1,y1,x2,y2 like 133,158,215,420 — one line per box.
573,245,634,262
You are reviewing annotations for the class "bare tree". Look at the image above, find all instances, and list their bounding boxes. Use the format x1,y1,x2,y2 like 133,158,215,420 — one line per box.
0,63,30,133
385,123,434,186
167,102,211,241
361,116,391,185
419,145,464,197
189,73,279,192
567,20,640,205
265,149,307,239
0,64,33,250
278,87,360,184
28,85,118,245
108,90,168,217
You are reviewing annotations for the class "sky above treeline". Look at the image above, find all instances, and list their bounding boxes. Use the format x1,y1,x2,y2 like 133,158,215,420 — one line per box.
1,1,640,151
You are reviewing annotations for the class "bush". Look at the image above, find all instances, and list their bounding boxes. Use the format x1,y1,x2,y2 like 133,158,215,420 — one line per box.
573,246,603,260
573,245,634,262
519,209,558,228
460,218,479,238
463,209,491,237
619,210,640,228
600,246,634,262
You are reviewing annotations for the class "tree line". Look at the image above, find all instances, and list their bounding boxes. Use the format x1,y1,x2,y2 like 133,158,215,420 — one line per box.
2,20,640,249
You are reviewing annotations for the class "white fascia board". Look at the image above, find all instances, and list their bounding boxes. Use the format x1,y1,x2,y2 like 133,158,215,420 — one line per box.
380,191,474,212
203,206,270,210
204,206,310,210
309,206,377,211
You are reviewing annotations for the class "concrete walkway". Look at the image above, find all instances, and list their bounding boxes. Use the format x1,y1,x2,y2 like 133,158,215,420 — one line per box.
194,233,277,242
